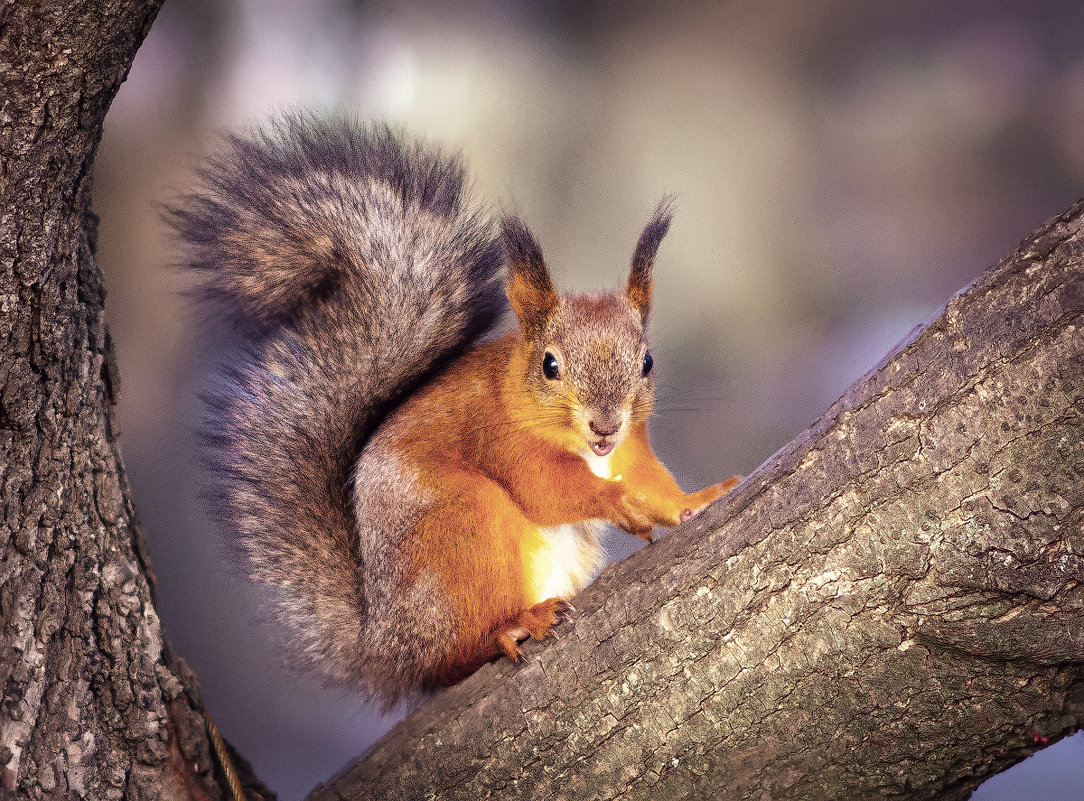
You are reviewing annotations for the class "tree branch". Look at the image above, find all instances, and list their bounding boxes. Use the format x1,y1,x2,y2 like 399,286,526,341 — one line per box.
309,201,1084,800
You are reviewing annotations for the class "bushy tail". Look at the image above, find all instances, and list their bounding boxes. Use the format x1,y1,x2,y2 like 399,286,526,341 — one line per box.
170,116,505,688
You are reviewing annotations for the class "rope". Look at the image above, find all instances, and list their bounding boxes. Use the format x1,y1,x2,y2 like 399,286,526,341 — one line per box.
203,708,250,801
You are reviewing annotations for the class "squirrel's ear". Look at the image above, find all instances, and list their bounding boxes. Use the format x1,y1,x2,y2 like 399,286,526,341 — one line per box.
502,215,558,336
626,198,674,323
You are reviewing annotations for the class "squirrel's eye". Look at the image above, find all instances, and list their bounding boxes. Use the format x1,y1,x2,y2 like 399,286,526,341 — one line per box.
542,352,560,380
642,350,654,377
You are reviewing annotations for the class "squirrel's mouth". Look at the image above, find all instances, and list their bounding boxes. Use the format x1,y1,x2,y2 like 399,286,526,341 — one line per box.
590,439,615,457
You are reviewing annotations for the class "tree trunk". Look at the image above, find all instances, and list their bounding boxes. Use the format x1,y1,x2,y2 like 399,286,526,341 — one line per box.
309,201,1084,800
0,2,233,799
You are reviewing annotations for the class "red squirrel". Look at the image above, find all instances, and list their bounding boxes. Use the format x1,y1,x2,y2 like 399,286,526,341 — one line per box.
172,116,740,702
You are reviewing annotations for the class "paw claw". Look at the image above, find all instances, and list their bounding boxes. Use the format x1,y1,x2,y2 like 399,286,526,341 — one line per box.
510,597,575,642
496,632,523,661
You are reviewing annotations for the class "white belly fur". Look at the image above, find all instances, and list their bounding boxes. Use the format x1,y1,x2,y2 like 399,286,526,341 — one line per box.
526,520,606,605
582,450,615,479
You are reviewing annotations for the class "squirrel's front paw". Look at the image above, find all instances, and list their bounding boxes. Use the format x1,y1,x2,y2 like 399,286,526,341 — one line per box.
679,475,743,521
615,498,657,541
602,484,656,540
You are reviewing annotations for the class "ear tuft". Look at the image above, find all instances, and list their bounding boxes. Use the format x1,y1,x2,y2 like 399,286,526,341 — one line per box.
502,215,545,274
502,215,558,336
627,197,674,322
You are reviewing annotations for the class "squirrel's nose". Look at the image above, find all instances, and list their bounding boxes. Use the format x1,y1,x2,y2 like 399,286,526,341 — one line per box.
589,417,621,438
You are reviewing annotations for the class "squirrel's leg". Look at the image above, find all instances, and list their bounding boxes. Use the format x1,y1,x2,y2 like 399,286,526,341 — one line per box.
612,422,742,537
438,597,572,684
679,475,742,521
416,472,568,684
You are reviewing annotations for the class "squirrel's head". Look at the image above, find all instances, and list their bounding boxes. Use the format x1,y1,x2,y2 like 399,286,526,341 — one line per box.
501,201,672,461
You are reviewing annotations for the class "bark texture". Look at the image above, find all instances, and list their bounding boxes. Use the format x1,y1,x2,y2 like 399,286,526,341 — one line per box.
309,202,1084,800
0,2,229,799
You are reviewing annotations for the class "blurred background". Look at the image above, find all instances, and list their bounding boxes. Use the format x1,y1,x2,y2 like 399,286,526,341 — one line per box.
94,0,1084,798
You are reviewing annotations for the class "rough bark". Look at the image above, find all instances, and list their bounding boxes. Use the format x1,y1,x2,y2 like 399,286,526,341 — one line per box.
0,2,232,799
309,203,1084,800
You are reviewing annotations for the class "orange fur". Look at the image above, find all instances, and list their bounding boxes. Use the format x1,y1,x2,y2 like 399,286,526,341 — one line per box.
389,331,740,683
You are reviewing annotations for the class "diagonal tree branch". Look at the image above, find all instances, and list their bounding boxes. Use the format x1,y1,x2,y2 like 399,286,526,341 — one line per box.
309,201,1084,801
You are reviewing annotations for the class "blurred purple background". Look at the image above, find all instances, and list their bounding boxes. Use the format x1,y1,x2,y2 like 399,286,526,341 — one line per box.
94,1,1083,798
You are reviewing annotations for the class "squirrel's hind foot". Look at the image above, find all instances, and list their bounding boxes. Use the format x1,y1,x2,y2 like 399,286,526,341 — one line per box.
497,598,573,661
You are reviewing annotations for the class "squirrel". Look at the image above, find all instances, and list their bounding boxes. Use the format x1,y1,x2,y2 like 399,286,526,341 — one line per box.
171,115,741,703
